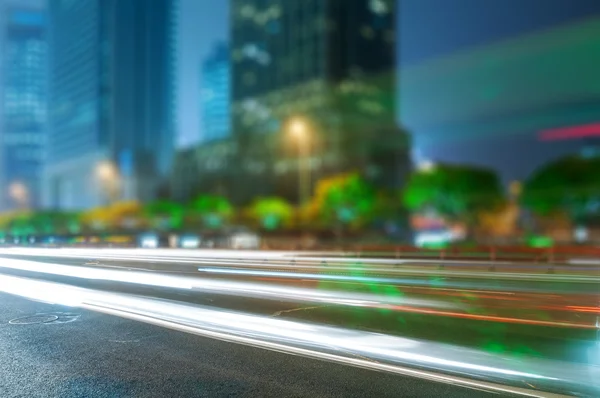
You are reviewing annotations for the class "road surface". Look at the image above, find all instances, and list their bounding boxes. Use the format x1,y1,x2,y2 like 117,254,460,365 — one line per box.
0,293,499,398
0,249,597,396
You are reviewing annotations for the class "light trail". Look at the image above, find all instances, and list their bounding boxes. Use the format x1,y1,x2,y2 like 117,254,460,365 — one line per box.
0,248,597,285
1,273,596,397
0,254,596,330
0,257,463,311
195,265,600,284
1,247,598,276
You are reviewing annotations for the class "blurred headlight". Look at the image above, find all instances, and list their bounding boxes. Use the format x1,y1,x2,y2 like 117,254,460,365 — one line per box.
231,233,260,249
181,236,200,249
141,236,158,248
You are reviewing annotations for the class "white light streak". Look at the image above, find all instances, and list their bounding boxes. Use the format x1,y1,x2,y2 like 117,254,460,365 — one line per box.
0,273,595,397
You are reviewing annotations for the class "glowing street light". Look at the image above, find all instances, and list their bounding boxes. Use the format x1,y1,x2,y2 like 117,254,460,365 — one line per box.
8,181,28,208
96,161,117,181
417,160,436,173
289,118,308,140
96,161,119,204
287,117,311,206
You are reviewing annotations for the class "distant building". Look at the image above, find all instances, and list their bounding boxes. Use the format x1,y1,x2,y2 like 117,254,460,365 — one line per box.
228,0,410,204
0,6,46,210
201,42,231,143
43,0,175,209
401,17,600,182
170,138,237,202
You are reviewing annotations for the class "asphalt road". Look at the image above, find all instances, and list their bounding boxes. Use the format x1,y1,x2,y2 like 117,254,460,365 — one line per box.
0,252,595,365
0,293,499,398
0,250,597,396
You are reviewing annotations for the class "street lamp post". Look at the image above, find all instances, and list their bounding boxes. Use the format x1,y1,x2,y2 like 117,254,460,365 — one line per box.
96,161,119,205
8,181,29,209
288,118,311,206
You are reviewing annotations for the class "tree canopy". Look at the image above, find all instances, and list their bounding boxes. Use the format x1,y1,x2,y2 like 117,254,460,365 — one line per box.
190,195,233,229
248,197,294,230
522,155,600,224
80,201,142,230
309,173,377,228
144,200,184,230
403,163,504,224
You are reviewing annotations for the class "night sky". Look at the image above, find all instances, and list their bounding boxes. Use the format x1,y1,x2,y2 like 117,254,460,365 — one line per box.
177,0,600,147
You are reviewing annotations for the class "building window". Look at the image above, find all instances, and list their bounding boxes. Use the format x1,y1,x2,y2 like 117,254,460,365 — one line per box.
240,5,255,19
369,0,390,15
361,26,375,40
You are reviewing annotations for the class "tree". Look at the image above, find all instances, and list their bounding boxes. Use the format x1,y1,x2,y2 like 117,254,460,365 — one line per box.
28,211,80,234
7,213,37,236
109,201,142,229
81,206,114,231
521,155,600,226
403,164,504,228
478,203,519,239
0,212,16,233
248,197,294,230
144,200,184,230
310,173,377,229
190,195,233,229
80,201,140,231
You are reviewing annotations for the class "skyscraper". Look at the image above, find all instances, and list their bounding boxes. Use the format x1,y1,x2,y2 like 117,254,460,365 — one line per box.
44,0,175,209
232,0,396,101
201,42,231,143
0,5,46,210
230,0,409,203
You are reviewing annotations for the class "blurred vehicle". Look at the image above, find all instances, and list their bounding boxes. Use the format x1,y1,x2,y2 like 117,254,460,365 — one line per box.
0,229,259,250
414,228,456,248
229,228,261,249
138,232,160,248
199,227,260,249
174,233,201,249
35,235,68,248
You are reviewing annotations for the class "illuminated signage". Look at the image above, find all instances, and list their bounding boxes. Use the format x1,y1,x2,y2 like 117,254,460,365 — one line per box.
539,122,600,141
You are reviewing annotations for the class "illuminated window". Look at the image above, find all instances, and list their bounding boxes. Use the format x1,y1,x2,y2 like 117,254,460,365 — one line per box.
269,5,282,19
361,26,375,39
255,11,269,26
369,0,389,15
275,161,288,174
240,5,255,18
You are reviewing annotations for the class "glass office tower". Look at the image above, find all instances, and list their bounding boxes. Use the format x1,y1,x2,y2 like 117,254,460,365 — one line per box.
44,0,175,209
0,6,46,209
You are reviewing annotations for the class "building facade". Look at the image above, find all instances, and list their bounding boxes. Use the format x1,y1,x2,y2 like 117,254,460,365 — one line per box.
170,138,237,202
43,0,175,209
201,42,231,143
227,0,410,204
0,5,46,210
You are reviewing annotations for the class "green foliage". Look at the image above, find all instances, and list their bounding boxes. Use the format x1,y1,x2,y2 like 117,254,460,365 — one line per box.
64,213,82,233
527,235,554,248
4,211,81,236
314,173,377,227
248,197,294,230
8,214,37,236
190,195,233,229
403,164,504,223
144,200,184,230
521,155,600,223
